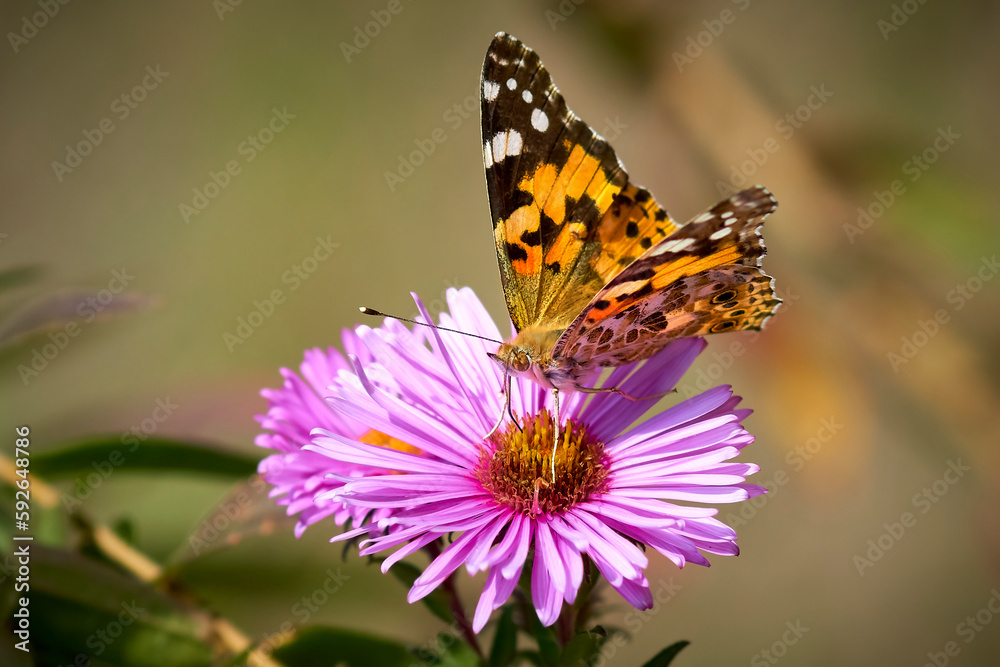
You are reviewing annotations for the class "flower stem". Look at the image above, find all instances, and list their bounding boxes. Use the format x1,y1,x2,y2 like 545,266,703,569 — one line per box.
443,571,483,658
426,541,482,657
556,602,574,645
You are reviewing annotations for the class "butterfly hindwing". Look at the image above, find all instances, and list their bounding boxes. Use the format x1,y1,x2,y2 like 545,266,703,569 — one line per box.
482,33,681,332
552,186,781,367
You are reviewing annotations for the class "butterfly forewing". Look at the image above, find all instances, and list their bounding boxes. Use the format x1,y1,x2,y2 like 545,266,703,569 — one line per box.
482,33,682,334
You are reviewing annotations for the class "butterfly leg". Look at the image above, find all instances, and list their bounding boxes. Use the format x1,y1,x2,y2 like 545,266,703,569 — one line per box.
485,372,521,439
574,384,675,402
550,388,560,484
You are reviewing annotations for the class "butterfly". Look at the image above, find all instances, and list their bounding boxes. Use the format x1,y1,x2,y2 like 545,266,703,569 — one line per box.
480,32,781,476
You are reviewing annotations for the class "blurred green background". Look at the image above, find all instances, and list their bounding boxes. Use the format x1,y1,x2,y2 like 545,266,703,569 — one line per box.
2,0,999,665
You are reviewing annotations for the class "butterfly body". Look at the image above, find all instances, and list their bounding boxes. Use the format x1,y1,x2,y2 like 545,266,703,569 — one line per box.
490,327,582,391
481,32,781,410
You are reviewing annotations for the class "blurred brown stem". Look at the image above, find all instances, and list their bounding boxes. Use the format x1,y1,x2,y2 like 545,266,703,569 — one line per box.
0,455,282,667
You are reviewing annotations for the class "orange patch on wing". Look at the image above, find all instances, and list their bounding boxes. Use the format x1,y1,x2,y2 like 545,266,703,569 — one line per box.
544,224,583,266
650,246,741,290
583,246,744,323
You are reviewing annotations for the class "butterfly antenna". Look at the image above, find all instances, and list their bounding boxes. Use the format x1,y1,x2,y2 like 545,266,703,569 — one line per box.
359,307,502,344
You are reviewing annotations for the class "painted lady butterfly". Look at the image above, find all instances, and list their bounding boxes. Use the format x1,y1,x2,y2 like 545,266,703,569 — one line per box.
481,33,781,470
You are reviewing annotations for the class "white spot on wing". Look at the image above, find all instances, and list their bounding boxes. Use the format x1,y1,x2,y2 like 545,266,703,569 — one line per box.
650,237,695,255
506,129,522,156
483,81,500,102
522,90,533,103
709,227,732,240
530,108,549,132
491,133,506,162
490,130,523,162
692,212,714,223
506,77,517,90
483,141,494,168
604,280,649,300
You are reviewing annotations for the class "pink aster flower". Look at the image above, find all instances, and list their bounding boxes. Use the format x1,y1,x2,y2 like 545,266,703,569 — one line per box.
255,326,417,537
306,287,764,632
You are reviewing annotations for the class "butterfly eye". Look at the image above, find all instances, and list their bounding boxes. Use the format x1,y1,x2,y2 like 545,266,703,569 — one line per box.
513,352,531,373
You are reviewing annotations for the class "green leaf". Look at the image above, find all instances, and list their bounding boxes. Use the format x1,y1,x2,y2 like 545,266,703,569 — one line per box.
23,545,213,666
271,626,415,667
221,646,254,667
489,606,517,667
32,437,259,480
558,631,606,666
389,560,453,624
641,640,690,667
517,650,544,666
0,264,42,292
437,636,481,667
530,616,559,667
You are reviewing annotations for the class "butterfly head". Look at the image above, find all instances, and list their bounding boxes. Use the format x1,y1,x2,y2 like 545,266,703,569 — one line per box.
488,342,532,376
489,329,577,390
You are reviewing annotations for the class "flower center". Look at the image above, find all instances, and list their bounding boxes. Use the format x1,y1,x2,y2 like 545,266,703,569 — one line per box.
475,410,610,516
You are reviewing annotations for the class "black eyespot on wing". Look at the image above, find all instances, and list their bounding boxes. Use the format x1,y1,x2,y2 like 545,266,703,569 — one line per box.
625,221,640,238
712,289,738,304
